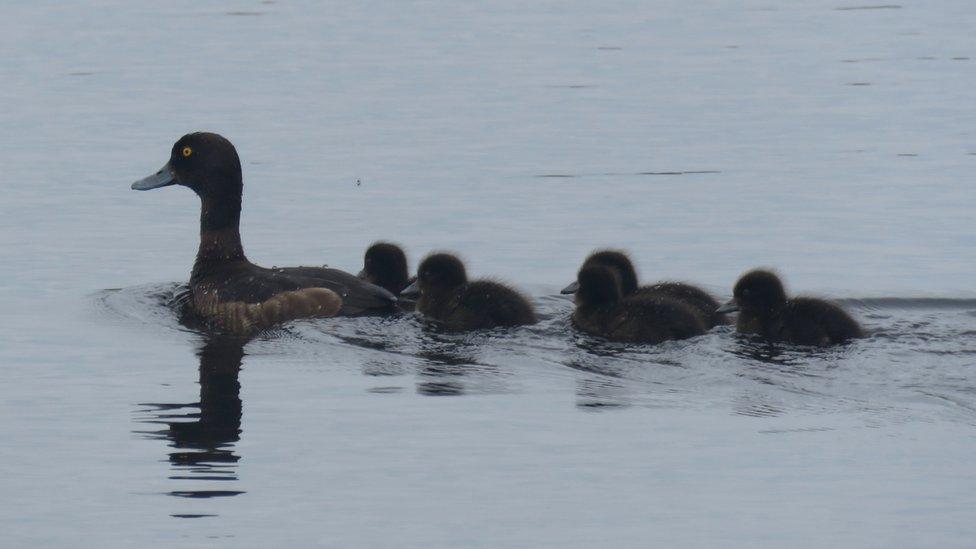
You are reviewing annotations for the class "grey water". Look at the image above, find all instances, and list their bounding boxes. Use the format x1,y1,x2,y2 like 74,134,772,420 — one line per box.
2,1,975,546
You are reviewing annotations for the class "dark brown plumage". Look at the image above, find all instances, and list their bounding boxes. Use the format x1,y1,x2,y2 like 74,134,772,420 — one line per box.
402,253,537,331
131,132,396,334
358,242,413,295
572,264,707,343
562,249,726,328
718,269,864,346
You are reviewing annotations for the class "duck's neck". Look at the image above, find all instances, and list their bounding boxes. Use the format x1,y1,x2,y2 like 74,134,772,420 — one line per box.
192,194,247,282
756,304,786,338
578,300,614,315
417,288,458,319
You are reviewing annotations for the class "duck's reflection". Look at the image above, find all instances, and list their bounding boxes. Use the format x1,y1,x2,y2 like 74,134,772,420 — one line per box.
412,324,535,397
137,334,247,500
413,329,488,396
574,376,632,409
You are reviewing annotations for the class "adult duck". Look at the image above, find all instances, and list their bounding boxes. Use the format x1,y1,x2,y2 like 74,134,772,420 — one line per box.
131,132,396,333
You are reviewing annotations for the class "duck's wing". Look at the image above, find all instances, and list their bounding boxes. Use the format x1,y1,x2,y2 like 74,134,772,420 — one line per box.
458,281,537,327
640,282,725,327
789,297,863,344
190,266,343,334
274,266,397,316
198,266,311,303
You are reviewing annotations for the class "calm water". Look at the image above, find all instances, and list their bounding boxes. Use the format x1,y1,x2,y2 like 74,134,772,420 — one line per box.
2,1,975,546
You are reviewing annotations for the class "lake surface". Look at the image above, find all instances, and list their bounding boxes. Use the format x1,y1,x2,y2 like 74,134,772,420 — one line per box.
2,1,975,546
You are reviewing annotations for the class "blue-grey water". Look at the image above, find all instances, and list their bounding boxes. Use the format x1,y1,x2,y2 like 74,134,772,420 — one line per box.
2,1,976,546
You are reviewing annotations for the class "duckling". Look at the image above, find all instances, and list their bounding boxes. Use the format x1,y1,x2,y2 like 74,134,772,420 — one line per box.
572,264,707,343
717,269,863,346
131,132,396,334
400,253,537,331
561,250,725,328
358,242,413,295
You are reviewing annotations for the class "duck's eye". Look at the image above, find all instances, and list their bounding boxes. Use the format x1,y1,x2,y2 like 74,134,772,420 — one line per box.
182,146,193,158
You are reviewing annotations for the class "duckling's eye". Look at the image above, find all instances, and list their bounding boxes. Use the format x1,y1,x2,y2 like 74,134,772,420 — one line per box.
182,146,193,158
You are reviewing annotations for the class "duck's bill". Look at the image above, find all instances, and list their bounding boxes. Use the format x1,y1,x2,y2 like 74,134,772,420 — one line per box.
716,298,739,314
132,162,177,190
560,281,580,295
400,281,420,298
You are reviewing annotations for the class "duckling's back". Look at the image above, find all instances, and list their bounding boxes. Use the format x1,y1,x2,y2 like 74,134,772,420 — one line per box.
783,297,863,345
604,295,707,343
450,280,537,330
638,282,726,328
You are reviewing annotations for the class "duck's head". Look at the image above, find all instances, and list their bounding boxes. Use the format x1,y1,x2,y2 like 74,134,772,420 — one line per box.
575,264,623,308
561,249,638,295
401,253,467,298
717,269,787,315
132,132,242,200
359,242,409,292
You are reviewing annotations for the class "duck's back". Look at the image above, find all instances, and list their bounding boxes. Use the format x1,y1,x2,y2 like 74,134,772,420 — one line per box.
190,263,342,333
604,295,707,343
638,282,725,328
783,297,863,345
447,280,537,330
190,262,394,331
267,265,396,315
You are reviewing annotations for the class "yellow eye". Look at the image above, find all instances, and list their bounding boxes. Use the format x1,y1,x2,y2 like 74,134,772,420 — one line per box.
182,146,193,158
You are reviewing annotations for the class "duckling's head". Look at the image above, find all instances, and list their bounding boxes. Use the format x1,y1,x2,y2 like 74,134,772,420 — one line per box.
359,242,409,292
718,269,787,315
575,264,623,309
402,253,467,298
561,249,638,295
132,132,242,200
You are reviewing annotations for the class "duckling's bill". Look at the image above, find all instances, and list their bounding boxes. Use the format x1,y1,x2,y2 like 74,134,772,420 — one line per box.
132,162,177,190
400,281,420,297
560,281,580,294
716,298,739,314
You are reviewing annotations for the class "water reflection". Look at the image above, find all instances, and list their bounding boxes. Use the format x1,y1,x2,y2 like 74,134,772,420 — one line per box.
413,328,518,396
414,330,480,396
575,377,632,409
136,335,247,502
726,336,794,365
